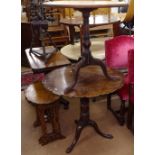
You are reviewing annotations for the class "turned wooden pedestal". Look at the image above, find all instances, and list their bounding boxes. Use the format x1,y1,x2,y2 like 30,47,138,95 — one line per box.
66,97,113,153
24,82,65,145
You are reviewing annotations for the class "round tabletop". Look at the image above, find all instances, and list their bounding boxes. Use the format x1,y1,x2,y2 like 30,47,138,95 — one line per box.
43,65,124,98
43,1,128,9
60,40,106,61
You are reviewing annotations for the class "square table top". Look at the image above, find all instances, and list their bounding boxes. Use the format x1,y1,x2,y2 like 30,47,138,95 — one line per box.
25,47,71,73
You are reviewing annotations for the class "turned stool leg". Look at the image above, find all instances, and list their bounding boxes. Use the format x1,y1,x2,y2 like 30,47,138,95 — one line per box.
36,103,65,145
49,102,65,139
33,107,41,127
37,105,49,145
38,106,47,135
33,107,51,128
51,103,61,133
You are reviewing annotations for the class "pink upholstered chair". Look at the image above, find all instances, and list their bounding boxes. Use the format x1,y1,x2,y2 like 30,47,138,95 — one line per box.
127,49,134,132
105,35,134,125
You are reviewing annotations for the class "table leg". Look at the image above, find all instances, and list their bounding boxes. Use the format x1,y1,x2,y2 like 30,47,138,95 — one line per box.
113,21,121,37
66,98,113,153
38,104,65,145
69,25,75,44
60,97,70,109
65,8,115,92
65,54,116,93
33,106,41,127
37,106,49,145
65,57,86,93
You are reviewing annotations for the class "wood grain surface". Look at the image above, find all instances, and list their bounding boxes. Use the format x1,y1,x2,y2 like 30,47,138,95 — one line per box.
43,65,124,98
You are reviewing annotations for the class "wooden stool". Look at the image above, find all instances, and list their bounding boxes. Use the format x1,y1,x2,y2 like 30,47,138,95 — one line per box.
24,82,65,145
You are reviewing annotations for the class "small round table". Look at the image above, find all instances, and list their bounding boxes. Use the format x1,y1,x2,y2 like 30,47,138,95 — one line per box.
60,40,106,61
43,65,124,153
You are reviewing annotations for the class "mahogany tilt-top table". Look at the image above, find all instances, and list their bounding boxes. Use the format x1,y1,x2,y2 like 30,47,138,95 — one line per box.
43,0,128,92
43,65,124,153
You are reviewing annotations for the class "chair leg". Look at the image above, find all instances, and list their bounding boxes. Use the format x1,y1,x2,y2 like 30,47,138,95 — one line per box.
127,103,134,131
119,100,126,125
107,94,126,126
107,94,111,110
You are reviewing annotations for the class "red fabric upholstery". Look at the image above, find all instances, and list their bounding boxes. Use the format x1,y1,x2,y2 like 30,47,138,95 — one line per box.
105,35,134,101
105,35,134,69
118,74,129,100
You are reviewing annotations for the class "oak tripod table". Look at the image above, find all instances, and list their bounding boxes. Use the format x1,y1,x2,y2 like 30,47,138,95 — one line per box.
43,1,128,92
43,65,124,153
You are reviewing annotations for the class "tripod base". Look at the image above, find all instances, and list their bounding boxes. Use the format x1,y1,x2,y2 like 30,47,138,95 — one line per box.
66,98,113,153
29,46,57,62
65,56,116,93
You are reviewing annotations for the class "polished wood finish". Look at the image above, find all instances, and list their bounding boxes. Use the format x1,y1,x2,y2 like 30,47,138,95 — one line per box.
25,47,71,73
43,65,123,153
25,46,70,109
43,1,128,91
25,81,59,104
43,66,124,98
66,97,113,153
25,82,65,145
60,40,106,61
43,1,128,9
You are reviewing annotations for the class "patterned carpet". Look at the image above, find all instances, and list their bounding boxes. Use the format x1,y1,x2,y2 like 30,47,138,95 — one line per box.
21,71,44,90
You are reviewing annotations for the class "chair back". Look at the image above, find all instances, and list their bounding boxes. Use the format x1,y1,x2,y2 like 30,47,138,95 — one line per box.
105,35,134,69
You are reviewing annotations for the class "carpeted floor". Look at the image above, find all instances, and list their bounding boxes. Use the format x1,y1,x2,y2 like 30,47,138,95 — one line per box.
21,92,134,155
21,36,133,155
21,71,44,90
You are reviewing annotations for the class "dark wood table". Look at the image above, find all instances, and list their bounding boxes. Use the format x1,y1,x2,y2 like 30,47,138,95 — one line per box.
43,1,128,92
60,15,120,44
25,46,71,74
25,47,71,109
43,65,124,153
